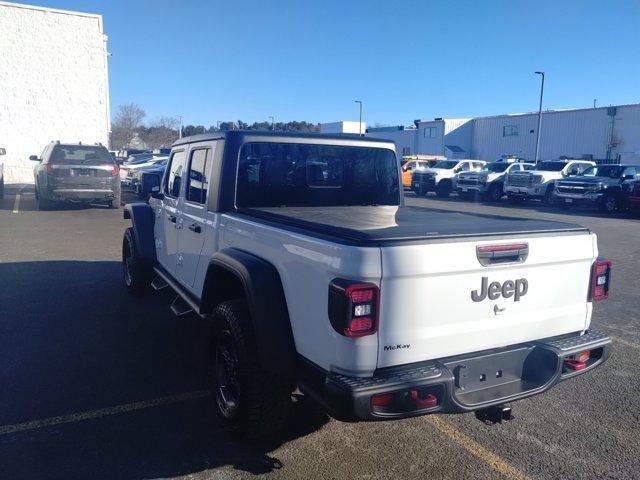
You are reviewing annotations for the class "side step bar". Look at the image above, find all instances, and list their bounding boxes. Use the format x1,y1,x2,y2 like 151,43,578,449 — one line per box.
153,266,202,318
151,275,168,291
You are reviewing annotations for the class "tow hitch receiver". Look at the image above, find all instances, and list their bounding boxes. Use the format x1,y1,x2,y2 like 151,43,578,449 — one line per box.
475,404,513,424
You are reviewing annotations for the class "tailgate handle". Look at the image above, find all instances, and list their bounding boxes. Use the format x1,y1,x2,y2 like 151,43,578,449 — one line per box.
477,243,528,266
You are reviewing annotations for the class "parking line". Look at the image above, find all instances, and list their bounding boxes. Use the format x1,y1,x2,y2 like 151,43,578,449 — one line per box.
424,416,528,480
12,194,20,213
0,390,210,436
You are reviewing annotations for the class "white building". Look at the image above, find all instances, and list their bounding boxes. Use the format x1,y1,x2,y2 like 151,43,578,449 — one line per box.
0,1,110,183
366,126,418,158
367,103,640,164
320,121,366,135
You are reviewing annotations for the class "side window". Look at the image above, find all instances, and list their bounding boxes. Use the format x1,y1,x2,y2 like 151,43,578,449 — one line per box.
406,162,415,171
623,167,637,178
458,162,471,172
522,164,535,171
186,148,210,204
566,163,581,176
164,150,187,197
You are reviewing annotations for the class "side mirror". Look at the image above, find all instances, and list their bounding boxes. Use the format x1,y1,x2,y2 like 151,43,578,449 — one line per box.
150,185,164,200
622,174,634,181
0,148,6,155
29,155,40,161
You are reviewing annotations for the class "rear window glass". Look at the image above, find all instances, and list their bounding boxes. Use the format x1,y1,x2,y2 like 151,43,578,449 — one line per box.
432,160,458,169
535,161,566,171
236,142,399,208
49,146,114,165
483,163,510,172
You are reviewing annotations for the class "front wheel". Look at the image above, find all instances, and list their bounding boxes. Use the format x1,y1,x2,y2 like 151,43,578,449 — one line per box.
122,227,152,295
436,181,452,198
543,185,556,206
507,194,524,204
485,183,503,202
210,299,292,439
599,194,619,214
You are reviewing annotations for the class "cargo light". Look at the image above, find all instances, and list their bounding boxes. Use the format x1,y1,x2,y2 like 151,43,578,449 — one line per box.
328,280,379,338
589,258,612,302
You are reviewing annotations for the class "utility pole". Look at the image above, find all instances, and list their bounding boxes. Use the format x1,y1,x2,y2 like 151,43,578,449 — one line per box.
216,120,221,130
534,72,545,163
593,99,597,108
269,116,275,130
354,100,363,136
177,115,183,139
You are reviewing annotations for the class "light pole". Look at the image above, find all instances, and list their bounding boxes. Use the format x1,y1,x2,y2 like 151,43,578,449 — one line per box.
354,100,363,136
216,120,221,130
177,115,183,139
534,71,545,163
269,116,275,130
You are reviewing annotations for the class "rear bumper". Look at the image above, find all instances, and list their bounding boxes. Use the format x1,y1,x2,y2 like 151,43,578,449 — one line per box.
49,188,117,202
301,330,611,421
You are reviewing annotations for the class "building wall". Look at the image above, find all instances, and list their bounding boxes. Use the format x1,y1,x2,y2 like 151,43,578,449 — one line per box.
416,120,445,155
366,128,417,157
472,104,640,162
0,2,109,183
320,121,366,135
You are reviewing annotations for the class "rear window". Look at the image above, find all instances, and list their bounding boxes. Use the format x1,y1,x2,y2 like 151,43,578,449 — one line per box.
49,145,114,165
236,142,400,208
483,163,510,172
432,160,458,169
535,161,566,171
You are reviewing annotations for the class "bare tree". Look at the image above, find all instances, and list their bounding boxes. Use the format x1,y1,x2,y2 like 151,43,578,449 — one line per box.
142,116,180,149
110,103,146,150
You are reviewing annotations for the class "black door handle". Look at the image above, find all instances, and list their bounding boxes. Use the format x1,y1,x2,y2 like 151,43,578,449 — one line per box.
169,215,177,223
189,223,201,233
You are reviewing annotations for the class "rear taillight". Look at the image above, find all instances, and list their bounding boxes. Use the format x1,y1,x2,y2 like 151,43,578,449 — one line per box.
110,164,119,176
45,163,54,174
328,279,379,338
589,258,611,302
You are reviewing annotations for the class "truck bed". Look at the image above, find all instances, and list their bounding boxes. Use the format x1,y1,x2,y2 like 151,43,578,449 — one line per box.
237,206,588,245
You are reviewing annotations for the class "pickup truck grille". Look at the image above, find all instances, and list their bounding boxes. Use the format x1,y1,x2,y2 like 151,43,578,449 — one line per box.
457,177,479,186
555,182,598,194
507,174,532,187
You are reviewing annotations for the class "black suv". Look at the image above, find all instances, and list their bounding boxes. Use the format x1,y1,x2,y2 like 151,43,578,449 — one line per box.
554,164,640,213
32,143,121,210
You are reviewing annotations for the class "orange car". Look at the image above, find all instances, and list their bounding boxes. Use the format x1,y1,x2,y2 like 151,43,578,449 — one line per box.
401,160,436,188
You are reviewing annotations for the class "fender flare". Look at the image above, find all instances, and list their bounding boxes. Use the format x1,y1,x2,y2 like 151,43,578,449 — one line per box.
123,203,156,262
201,248,297,378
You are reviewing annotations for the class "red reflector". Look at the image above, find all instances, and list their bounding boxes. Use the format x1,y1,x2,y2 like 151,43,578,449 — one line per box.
564,359,586,371
372,393,394,407
409,390,438,409
590,258,611,302
477,243,528,253
347,287,374,303
595,263,608,275
345,317,373,336
110,165,119,176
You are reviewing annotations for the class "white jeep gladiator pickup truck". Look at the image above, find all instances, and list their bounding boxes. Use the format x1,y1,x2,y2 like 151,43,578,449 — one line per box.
122,131,612,438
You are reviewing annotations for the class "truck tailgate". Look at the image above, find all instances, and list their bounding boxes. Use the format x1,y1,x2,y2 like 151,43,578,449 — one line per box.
377,232,597,368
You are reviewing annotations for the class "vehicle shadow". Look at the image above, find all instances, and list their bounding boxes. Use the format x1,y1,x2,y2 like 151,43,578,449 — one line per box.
0,260,329,478
406,191,638,220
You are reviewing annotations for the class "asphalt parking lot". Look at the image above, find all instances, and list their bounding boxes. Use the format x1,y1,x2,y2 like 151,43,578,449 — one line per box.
1,187,639,479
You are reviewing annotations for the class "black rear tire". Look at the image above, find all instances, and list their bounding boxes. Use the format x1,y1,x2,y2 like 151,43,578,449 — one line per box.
37,193,56,211
507,195,524,204
210,299,292,439
122,227,152,295
543,185,556,206
0,178,4,199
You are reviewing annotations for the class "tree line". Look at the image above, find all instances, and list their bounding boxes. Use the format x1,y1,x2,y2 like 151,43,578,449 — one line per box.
110,103,320,151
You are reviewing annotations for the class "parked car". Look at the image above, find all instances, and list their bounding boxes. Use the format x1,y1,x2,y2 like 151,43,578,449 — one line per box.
626,180,640,214
401,159,437,188
554,164,640,213
504,159,595,204
412,159,485,197
0,147,5,199
133,159,168,199
456,161,535,201
122,131,611,439
31,142,121,210
120,156,168,186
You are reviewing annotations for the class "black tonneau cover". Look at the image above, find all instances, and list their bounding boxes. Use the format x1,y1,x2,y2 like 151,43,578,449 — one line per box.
237,206,588,245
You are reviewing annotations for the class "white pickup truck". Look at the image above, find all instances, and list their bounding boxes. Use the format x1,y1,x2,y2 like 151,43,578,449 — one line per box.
504,159,596,204
412,159,486,197
122,132,612,438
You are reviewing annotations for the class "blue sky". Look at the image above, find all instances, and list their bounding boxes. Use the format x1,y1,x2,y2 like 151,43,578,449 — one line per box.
28,0,640,127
